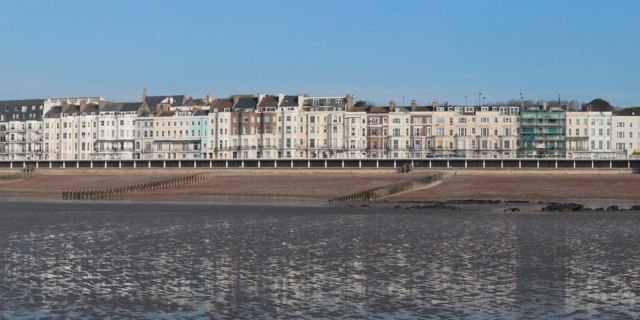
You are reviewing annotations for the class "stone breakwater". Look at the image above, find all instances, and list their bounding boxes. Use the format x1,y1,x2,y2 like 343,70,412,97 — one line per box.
328,172,447,203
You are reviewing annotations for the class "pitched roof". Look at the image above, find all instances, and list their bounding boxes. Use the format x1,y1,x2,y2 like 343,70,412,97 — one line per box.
0,99,45,107
412,106,433,112
157,110,175,117
351,106,369,112
80,104,99,114
211,98,233,111
62,105,80,114
234,97,258,110
280,95,299,107
0,99,45,121
44,106,62,118
258,96,279,107
99,102,121,112
119,102,142,112
145,95,186,106
193,109,210,116
368,106,389,113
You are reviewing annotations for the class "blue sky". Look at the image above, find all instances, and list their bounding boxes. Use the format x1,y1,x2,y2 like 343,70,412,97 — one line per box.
1,0,639,107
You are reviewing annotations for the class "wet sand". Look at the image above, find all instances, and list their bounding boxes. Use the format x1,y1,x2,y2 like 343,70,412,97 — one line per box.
0,169,416,205
386,173,640,208
0,169,638,208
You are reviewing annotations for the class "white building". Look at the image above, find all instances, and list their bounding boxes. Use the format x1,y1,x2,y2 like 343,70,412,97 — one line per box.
566,111,617,159
612,115,640,158
0,99,45,160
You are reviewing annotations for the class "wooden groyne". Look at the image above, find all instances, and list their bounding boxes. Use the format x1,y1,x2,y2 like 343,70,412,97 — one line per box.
0,171,34,182
62,172,220,200
328,172,447,203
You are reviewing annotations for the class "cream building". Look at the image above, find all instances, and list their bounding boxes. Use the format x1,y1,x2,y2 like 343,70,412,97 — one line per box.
92,103,139,160
386,104,412,158
612,115,640,158
344,110,368,159
565,111,616,159
299,94,352,159
432,105,519,159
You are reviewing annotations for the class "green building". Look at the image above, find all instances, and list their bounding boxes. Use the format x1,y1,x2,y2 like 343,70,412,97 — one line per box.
518,105,566,158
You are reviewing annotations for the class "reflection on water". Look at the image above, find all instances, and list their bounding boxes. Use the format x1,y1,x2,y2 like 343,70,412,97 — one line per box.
0,202,639,318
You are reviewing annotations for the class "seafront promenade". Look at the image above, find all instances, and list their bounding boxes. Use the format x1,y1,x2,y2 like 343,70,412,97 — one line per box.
2,158,640,171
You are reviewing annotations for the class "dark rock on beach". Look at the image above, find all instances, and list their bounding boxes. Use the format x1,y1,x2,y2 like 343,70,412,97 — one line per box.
404,202,461,211
446,199,502,205
542,202,584,212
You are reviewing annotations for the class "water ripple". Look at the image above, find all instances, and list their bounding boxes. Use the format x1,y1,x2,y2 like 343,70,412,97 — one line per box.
0,203,638,319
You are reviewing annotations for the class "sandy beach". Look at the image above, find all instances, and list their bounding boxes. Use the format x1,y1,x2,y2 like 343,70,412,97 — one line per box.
385,172,640,208
0,169,639,208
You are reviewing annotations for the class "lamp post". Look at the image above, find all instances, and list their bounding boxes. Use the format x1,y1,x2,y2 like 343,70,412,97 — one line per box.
520,92,524,107
558,94,561,108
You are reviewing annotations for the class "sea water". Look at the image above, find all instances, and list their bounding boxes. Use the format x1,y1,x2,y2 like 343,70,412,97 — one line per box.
0,201,639,319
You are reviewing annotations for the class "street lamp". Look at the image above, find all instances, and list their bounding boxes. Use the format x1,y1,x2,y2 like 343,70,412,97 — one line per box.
520,92,524,107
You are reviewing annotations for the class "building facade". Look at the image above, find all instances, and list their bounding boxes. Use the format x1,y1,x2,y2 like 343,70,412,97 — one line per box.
3,94,640,161
519,105,566,158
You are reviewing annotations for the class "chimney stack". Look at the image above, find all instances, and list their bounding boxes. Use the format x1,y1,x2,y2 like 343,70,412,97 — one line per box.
389,100,396,112
411,99,417,111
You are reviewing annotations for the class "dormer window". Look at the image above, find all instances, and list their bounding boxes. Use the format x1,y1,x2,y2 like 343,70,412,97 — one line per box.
312,99,319,106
